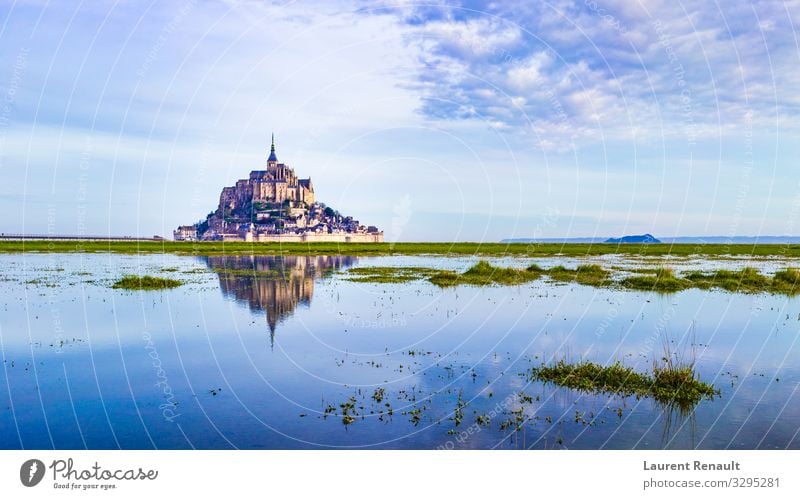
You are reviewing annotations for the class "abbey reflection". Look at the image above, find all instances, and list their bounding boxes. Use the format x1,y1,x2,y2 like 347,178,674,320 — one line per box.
203,255,356,346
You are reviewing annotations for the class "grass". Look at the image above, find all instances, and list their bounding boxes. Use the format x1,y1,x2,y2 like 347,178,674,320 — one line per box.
346,266,440,283
345,260,800,295
111,275,184,290
684,267,768,292
680,267,800,294
621,267,691,292
772,268,800,294
546,263,610,286
350,261,612,288
6,240,800,257
428,261,544,287
530,359,718,408
618,266,800,295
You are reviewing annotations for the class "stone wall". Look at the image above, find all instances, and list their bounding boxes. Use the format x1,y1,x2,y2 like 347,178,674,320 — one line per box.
250,232,384,243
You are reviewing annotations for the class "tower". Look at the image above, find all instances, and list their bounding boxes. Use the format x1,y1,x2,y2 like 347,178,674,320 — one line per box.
267,133,278,166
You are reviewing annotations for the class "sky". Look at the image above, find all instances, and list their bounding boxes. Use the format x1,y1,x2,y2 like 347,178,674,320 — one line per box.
1,0,799,242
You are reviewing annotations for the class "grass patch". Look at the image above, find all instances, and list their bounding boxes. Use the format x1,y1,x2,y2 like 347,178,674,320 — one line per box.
346,266,440,283
772,268,800,294
428,260,543,287
618,266,800,295
546,264,610,286
530,359,717,408
111,275,184,290
684,267,771,293
621,267,690,292
8,240,800,257
344,261,800,295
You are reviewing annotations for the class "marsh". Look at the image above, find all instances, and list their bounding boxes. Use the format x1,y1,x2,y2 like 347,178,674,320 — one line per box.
0,252,798,449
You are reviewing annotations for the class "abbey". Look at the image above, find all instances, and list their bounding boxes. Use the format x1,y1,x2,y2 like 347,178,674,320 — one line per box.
222,136,315,210
175,136,383,243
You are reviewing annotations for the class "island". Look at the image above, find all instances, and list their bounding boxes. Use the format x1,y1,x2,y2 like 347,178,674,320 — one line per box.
174,135,383,243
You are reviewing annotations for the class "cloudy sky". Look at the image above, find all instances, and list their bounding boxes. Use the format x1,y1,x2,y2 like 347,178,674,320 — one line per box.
1,0,799,241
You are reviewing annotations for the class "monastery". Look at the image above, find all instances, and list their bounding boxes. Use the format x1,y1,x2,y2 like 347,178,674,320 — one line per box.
175,135,383,243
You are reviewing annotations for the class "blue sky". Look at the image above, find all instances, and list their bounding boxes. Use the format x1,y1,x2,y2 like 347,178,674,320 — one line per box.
1,0,799,241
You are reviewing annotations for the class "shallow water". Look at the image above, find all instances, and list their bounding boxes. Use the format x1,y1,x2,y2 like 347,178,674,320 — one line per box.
0,253,799,449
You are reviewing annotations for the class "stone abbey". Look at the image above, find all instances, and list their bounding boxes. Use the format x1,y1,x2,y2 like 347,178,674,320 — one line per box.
174,135,383,242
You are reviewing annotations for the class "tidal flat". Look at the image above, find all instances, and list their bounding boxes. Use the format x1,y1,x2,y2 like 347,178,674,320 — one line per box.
347,261,800,295
1,252,799,449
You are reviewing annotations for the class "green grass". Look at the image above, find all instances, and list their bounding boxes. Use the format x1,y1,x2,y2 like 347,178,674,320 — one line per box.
111,275,184,290
6,240,800,257
344,261,800,295
546,264,610,286
621,267,691,292
683,267,781,293
346,266,440,283
428,261,543,287
618,266,800,295
350,260,610,288
772,268,800,294
530,359,718,407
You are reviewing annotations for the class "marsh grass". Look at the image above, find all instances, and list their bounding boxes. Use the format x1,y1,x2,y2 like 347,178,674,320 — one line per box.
682,267,798,294
619,266,800,295
772,268,800,294
621,267,690,292
8,240,800,257
346,266,440,283
112,275,184,290
530,358,717,408
428,260,543,287
343,261,800,295
546,264,610,286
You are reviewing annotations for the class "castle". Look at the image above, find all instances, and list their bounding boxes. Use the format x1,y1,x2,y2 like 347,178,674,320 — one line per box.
175,136,383,242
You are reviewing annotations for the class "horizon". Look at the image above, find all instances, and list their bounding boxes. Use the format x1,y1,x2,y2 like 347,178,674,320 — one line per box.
2,1,799,242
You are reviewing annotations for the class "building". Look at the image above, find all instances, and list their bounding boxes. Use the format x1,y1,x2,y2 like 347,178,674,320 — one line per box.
176,135,383,243
173,225,198,241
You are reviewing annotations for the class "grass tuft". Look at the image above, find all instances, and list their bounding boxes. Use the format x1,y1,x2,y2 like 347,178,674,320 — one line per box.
547,263,610,286
530,358,717,407
429,260,543,287
684,267,771,293
346,261,800,295
346,266,440,283
112,275,183,290
621,266,689,292
770,268,800,295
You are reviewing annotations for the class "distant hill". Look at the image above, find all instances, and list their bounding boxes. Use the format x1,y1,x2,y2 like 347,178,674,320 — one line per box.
604,234,661,244
501,235,800,244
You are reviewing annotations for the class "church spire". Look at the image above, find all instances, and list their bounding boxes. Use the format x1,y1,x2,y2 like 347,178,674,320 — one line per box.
268,133,278,163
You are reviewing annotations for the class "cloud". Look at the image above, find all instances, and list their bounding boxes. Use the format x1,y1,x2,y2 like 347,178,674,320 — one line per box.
3,0,799,239
369,0,800,151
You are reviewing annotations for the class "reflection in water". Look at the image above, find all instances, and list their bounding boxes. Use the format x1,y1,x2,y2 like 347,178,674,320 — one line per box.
659,405,698,449
204,255,356,345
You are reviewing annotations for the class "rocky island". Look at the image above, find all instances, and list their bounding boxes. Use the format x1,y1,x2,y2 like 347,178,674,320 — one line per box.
174,136,383,242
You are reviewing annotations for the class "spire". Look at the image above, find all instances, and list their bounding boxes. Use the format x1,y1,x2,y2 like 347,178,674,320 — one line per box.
268,133,278,163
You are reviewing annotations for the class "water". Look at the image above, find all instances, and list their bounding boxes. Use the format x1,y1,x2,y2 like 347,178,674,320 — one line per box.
1,253,799,449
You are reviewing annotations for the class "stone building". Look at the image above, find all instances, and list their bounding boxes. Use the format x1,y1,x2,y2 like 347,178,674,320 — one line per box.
173,225,198,241
218,135,314,216
177,135,382,243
